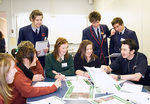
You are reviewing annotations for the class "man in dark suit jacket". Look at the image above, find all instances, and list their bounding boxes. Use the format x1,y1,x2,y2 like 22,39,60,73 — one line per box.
82,11,110,65
109,17,139,63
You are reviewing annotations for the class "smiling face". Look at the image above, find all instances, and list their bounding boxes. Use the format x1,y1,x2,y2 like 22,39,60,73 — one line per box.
92,20,100,28
6,60,17,84
113,23,124,33
32,16,43,28
85,44,93,58
121,44,135,60
58,43,68,57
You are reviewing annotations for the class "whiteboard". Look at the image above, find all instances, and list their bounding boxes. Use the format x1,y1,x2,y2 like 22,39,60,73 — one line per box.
17,15,87,44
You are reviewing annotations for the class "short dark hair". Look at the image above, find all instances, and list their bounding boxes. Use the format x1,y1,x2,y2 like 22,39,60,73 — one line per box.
88,11,101,23
111,17,123,26
121,39,137,53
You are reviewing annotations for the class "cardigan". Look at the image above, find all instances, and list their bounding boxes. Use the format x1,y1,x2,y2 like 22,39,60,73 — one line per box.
74,52,101,72
11,65,57,104
45,53,75,78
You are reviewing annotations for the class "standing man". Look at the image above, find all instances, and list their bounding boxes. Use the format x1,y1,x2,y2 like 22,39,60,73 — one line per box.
109,17,139,63
82,11,110,65
101,39,148,85
18,10,49,69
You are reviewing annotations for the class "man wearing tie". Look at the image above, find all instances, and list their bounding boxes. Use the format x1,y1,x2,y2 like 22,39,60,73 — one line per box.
82,11,110,65
109,17,139,64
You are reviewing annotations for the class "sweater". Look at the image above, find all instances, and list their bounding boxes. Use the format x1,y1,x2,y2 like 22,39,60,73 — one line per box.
11,65,57,104
45,53,75,78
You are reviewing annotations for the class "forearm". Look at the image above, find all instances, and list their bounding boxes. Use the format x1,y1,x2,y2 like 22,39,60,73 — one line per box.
120,73,142,81
60,68,75,76
75,70,85,76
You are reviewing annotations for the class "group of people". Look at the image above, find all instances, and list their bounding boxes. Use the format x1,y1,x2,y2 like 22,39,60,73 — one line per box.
0,9,149,104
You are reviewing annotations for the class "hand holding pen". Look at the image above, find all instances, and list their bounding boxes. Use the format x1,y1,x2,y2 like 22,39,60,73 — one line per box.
52,70,65,80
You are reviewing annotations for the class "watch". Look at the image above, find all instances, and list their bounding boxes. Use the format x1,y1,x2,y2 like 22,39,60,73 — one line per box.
117,75,121,81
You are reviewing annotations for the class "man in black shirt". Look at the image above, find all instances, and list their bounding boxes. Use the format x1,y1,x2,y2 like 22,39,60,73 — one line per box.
101,39,148,84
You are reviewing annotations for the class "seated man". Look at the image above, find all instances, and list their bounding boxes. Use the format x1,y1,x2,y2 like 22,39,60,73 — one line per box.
101,39,148,85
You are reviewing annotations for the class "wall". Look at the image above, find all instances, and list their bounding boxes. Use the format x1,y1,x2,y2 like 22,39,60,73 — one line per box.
0,0,93,52
94,0,150,65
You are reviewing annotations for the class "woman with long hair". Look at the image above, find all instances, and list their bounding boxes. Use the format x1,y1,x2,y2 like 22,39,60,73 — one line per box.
74,40,101,78
45,37,75,80
0,53,17,104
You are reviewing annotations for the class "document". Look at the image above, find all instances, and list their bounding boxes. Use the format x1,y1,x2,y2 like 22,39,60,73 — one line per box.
33,82,54,87
89,95,131,104
28,96,66,104
35,40,48,57
105,53,121,58
63,85,95,100
84,66,121,93
121,82,143,93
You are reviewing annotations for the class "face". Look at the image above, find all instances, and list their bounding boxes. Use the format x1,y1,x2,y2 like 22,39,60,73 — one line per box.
85,44,93,58
58,43,68,57
113,23,124,33
32,16,43,28
30,53,37,67
92,20,100,28
6,60,17,84
121,44,134,59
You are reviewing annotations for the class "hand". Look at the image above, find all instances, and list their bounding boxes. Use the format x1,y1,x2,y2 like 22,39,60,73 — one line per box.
110,29,116,36
52,70,65,80
100,65,108,72
109,74,117,80
84,72,90,78
43,48,49,53
37,50,41,55
32,74,45,81
54,79,61,88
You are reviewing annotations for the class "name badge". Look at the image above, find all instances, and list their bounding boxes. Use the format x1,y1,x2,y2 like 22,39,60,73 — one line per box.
103,34,106,39
62,63,67,67
120,38,125,42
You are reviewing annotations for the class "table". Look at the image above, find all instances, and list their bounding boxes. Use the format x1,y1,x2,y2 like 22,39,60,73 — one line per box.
27,78,148,104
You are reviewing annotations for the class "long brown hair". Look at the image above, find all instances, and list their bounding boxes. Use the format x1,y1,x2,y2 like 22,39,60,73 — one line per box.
53,37,69,60
0,31,4,40
77,40,97,60
0,53,15,104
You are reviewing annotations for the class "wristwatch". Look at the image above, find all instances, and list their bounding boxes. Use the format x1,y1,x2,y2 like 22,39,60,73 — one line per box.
117,75,121,81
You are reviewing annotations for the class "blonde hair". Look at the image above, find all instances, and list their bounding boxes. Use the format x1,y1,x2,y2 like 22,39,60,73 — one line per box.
0,53,15,104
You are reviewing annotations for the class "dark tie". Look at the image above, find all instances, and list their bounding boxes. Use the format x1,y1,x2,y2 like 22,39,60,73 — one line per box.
97,28,101,42
118,32,122,46
35,29,38,35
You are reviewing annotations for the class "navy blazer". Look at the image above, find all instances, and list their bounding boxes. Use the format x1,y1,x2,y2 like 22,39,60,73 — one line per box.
17,24,48,46
109,27,139,55
82,24,110,65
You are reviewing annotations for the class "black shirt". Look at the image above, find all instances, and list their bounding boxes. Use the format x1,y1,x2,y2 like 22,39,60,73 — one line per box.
0,38,5,53
74,52,101,72
109,52,148,76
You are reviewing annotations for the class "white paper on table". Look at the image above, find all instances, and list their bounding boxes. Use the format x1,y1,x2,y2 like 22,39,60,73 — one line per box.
84,66,120,93
64,75,87,81
35,40,48,57
121,82,143,93
33,82,54,87
115,91,150,104
28,96,66,104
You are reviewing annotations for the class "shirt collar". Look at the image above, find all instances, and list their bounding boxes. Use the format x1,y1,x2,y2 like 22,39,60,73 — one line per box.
57,56,64,61
120,27,126,35
31,25,40,33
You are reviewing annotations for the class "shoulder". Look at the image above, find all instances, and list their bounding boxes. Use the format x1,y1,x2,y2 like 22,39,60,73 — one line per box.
125,27,135,34
46,53,53,58
83,26,91,32
20,25,31,31
137,52,147,59
74,53,81,59
100,24,108,28
41,25,48,30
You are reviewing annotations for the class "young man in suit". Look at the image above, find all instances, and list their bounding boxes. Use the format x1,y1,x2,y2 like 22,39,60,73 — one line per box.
109,17,139,63
82,11,110,65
